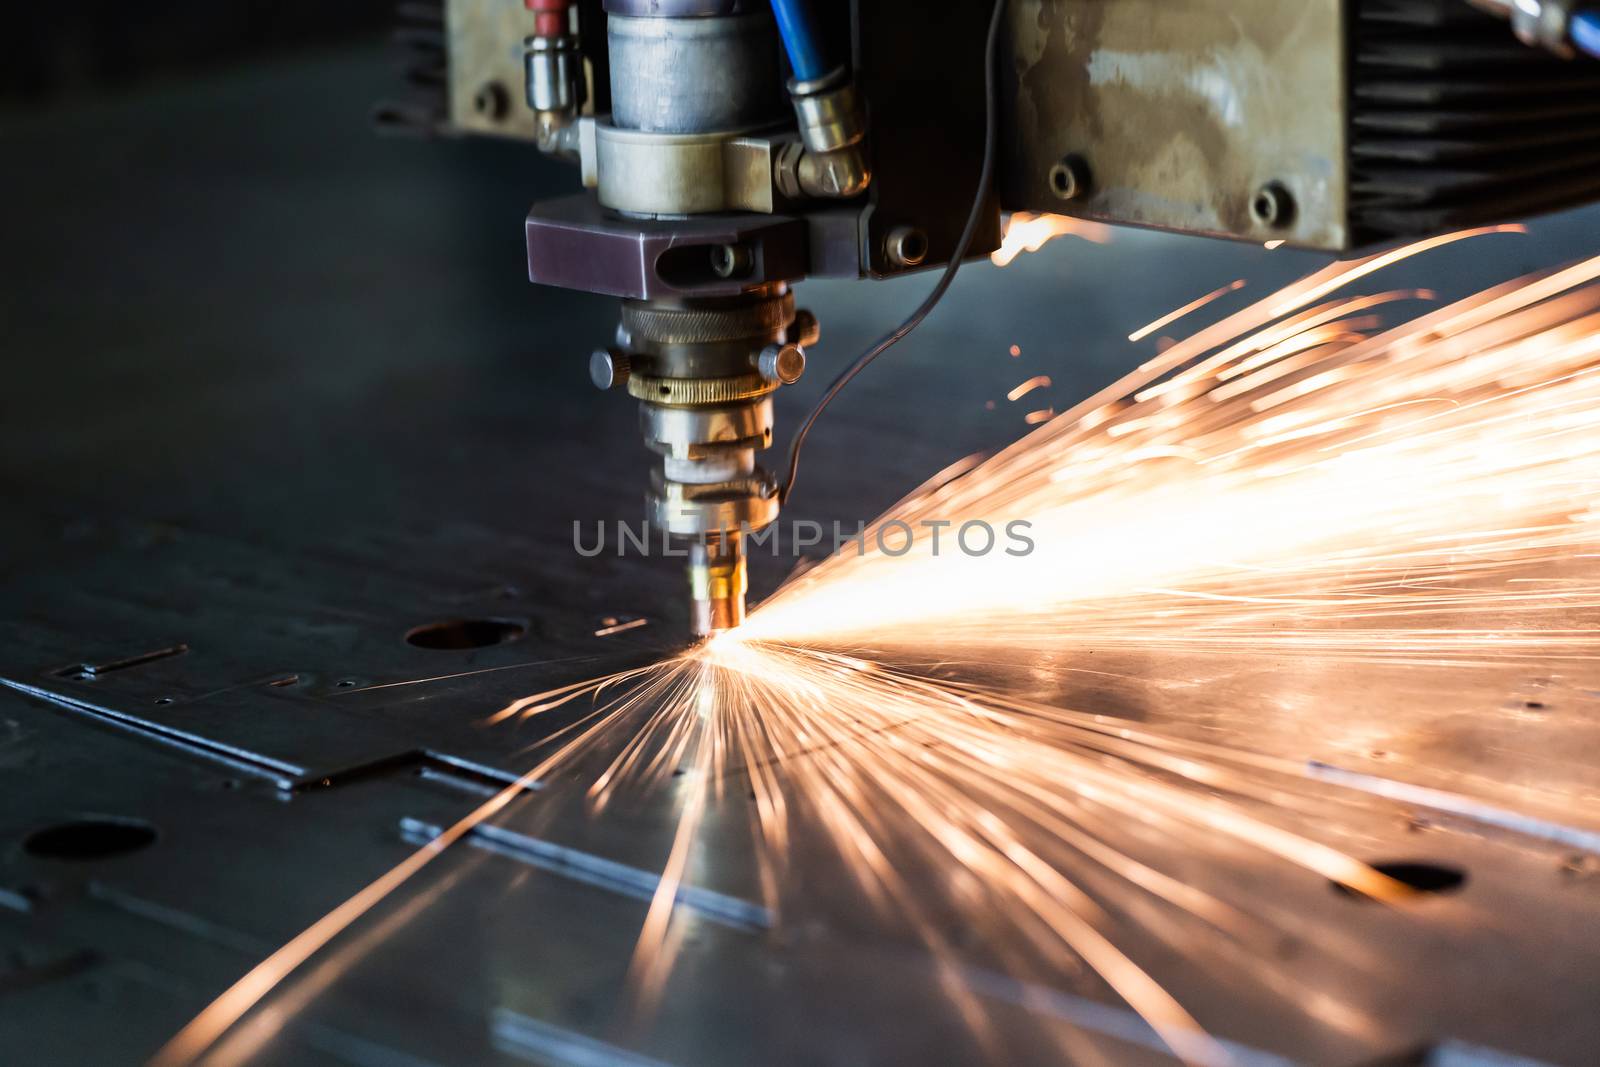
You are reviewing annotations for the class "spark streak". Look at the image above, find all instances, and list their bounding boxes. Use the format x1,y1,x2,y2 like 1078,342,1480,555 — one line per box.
1129,279,1247,343
1008,375,1052,401
745,229,1598,663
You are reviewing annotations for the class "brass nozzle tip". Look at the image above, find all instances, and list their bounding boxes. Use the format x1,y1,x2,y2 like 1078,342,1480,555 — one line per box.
689,540,748,637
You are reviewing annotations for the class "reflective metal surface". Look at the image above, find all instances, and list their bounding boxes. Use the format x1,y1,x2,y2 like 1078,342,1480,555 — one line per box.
6,44,1600,1067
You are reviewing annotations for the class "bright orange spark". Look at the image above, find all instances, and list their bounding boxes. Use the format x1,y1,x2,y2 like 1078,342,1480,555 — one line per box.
1007,375,1052,402
990,212,1112,267
746,228,1591,660
1129,279,1247,343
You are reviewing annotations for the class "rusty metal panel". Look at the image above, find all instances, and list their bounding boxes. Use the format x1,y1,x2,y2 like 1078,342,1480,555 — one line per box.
1000,0,1351,250
447,0,542,141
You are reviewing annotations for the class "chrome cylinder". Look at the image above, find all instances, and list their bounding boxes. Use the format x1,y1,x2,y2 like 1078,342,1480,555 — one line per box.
525,35,583,115
606,13,784,134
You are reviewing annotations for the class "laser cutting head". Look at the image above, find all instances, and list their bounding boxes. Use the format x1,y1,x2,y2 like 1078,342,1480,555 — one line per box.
515,0,879,636
596,287,812,636
479,0,1010,633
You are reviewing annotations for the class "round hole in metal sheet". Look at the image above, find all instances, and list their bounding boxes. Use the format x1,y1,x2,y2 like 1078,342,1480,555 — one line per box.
404,618,526,651
1333,860,1467,901
24,818,158,861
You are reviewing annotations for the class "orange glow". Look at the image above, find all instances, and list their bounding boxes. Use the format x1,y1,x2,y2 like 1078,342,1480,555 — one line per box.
1006,375,1052,402
990,212,1112,267
746,228,1598,668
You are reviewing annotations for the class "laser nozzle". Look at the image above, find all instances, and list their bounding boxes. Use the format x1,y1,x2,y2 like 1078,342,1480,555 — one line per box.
689,534,747,637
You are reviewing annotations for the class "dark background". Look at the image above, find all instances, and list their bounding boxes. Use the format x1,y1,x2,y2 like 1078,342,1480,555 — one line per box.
5,4,393,102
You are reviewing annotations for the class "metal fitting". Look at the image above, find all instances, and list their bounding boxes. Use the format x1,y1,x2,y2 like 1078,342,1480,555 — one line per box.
788,69,865,155
688,534,748,636
885,226,929,268
523,34,586,160
757,343,806,385
525,35,583,114
795,147,871,200
781,67,871,200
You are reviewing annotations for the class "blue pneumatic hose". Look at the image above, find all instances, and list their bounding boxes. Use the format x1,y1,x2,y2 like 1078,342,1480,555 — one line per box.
770,0,833,82
1572,10,1600,59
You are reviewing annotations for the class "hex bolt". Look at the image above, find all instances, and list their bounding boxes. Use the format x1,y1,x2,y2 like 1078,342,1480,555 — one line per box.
1251,181,1296,230
885,226,929,268
710,243,753,279
590,347,631,390
790,308,821,348
1048,154,1091,201
757,343,806,385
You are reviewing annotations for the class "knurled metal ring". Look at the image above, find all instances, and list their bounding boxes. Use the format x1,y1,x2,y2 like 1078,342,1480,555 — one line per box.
622,292,794,345
628,373,778,405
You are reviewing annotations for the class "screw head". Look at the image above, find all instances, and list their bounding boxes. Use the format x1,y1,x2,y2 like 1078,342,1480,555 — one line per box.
758,343,806,385
589,347,630,390
1251,181,1295,229
885,226,929,268
1048,155,1090,201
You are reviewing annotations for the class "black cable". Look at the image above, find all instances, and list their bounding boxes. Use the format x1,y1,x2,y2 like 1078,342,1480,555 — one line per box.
777,0,1008,507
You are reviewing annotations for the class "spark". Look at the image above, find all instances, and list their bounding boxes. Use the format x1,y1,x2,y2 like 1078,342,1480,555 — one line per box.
744,227,1590,661
1024,408,1055,425
596,617,650,637
1009,344,1023,357
1129,279,1248,343
991,212,1112,267
1007,375,1052,402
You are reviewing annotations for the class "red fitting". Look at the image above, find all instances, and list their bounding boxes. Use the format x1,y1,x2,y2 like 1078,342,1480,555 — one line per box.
525,0,570,38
